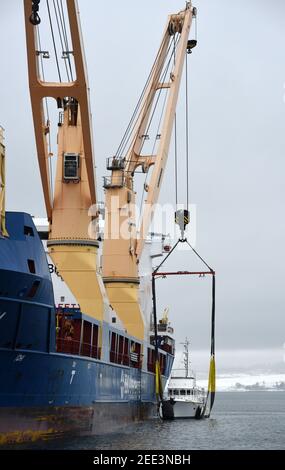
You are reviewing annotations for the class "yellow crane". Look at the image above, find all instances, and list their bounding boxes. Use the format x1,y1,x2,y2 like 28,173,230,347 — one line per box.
102,2,197,339
24,0,107,322
24,0,197,345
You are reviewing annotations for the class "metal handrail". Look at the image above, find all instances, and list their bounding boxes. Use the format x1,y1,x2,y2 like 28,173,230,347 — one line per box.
103,175,124,189
150,323,174,334
109,349,142,368
56,337,101,359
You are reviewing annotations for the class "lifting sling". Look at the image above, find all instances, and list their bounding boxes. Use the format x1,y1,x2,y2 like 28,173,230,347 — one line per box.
152,238,216,418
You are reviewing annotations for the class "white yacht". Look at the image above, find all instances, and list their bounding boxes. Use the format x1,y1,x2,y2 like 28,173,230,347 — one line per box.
162,339,206,419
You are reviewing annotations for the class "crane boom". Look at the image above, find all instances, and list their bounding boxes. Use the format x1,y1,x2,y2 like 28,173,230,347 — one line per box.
102,2,196,339
135,7,193,257
24,0,96,221
24,0,107,322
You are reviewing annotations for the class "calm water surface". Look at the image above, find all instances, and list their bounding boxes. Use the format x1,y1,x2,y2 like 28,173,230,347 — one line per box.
7,392,285,450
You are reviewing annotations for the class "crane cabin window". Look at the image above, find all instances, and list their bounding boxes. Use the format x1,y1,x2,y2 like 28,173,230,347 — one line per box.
63,153,80,181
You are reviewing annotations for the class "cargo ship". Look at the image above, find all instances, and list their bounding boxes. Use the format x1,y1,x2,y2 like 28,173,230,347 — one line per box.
0,212,175,444
0,1,197,444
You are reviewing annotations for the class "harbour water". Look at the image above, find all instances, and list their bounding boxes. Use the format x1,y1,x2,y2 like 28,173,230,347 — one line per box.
6,392,285,450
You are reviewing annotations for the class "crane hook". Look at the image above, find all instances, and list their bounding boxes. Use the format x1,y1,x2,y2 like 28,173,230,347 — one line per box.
30,0,41,26
175,209,190,241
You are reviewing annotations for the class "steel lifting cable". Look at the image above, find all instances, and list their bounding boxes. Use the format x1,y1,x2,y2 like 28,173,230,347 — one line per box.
119,44,175,160
138,35,179,149
122,35,179,191
137,34,179,227
53,0,70,82
173,37,179,209
115,34,173,159
174,116,178,208
58,0,74,81
185,52,190,209
136,35,180,258
115,58,159,159
141,34,181,148
151,81,169,156
117,35,178,161
46,0,62,83
173,45,191,214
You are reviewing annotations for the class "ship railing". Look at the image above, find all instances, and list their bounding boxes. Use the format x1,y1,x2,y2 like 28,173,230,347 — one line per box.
110,351,130,366
109,350,142,368
149,337,175,356
150,324,174,334
56,337,101,360
159,343,173,354
170,368,196,379
103,175,125,189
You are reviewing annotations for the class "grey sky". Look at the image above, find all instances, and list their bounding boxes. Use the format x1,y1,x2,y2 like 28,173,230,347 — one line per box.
0,1,285,356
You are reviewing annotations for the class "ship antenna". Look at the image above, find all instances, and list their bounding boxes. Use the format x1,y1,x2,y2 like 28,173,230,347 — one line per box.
181,338,191,378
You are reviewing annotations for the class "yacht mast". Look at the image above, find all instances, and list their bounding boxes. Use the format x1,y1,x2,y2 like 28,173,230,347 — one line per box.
183,338,191,378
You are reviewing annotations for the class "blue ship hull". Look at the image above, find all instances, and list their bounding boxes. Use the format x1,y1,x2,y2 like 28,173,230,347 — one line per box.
0,349,160,444
0,213,173,444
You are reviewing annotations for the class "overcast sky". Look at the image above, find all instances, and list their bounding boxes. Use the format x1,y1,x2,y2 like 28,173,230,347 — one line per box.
0,1,285,363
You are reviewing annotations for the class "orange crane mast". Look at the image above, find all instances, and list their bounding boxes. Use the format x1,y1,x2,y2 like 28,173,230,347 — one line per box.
24,0,108,323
